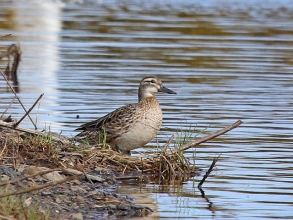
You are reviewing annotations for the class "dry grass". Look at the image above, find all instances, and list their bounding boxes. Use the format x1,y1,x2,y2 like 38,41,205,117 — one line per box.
0,118,243,183
0,129,60,168
0,185,50,220
80,146,196,175
0,125,197,183
70,124,199,180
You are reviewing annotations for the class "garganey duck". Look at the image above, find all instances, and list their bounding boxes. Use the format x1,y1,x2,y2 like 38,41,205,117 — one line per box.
75,76,176,154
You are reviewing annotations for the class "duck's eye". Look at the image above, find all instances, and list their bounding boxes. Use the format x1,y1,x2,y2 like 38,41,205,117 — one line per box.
150,80,155,83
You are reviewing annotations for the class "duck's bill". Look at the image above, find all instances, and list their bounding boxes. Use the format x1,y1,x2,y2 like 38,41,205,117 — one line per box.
159,85,177,94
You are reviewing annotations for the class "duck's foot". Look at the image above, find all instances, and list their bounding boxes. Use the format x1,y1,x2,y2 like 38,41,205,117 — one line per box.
116,145,131,155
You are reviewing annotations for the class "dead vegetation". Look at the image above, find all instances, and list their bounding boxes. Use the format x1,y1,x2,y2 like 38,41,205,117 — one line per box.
0,117,242,182
0,186,50,220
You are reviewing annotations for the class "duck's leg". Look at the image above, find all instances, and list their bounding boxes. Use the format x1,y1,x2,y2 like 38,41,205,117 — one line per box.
116,145,131,155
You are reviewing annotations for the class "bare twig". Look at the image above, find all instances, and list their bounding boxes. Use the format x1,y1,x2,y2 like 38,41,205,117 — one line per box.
0,70,37,129
170,120,243,154
163,133,176,151
0,136,8,159
116,175,141,180
82,170,95,186
13,93,44,127
0,214,17,220
198,155,221,188
1,96,16,118
0,174,82,199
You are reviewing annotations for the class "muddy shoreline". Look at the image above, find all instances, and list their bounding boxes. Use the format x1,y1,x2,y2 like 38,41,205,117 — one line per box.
0,164,153,220
0,125,154,219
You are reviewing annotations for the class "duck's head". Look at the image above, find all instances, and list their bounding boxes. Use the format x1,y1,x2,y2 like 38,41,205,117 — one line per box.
138,76,176,101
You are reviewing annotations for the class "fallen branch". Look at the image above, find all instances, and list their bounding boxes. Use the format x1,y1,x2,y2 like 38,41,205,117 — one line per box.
198,155,220,188
13,93,44,127
170,120,243,154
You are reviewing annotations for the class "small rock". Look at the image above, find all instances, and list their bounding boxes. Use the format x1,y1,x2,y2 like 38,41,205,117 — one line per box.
86,174,105,182
108,210,114,215
72,204,80,210
94,167,110,172
91,204,104,209
0,166,18,179
22,166,64,181
87,190,99,196
22,166,43,176
43,171,64,181
24,197,32,206
69,212,84,220
75,195,85,203
108,204,117,209
71,185,87,194
0,174,10,182
117,203,130,210
41,191,52,196
55,197,62,203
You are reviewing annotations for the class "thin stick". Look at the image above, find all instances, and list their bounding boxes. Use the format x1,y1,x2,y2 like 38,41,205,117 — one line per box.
13,93,44,127
1,95,16,118
198,155,220,188
170,120,243,154
161,155,175,174
122,165,128,174
0,70,37,129
0,174,82,199
116,175,141,180
0,136,8,159
82,170,95,186
163,133,176,152
35,100,41,127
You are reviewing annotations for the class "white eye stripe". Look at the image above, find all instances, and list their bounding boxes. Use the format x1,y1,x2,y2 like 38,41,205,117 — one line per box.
144,80,156,83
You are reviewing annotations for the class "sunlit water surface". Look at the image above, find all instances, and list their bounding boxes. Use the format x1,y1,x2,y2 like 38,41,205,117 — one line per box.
1,0,293,219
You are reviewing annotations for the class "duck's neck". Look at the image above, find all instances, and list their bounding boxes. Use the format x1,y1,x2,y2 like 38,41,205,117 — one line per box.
138,89,155,102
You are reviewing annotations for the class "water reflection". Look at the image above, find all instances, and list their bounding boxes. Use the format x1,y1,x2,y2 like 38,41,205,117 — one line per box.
0,0,62,130
1,0,293,219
